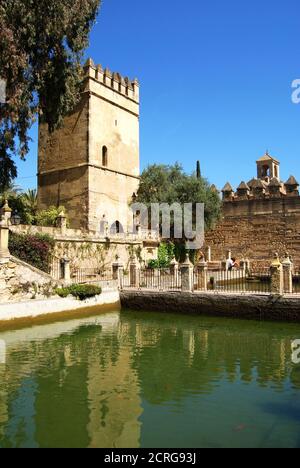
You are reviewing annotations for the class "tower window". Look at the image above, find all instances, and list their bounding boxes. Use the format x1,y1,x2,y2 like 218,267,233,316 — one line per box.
262,165,270,178
102,146,108,167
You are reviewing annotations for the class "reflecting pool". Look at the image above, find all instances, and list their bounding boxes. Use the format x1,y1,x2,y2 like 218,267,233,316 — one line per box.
0,310,300,448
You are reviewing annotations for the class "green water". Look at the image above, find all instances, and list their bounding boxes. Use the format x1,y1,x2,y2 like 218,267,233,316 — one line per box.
0,310,300,448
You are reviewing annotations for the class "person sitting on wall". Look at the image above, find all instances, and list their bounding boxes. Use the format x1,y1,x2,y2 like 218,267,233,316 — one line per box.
231,258,239,270
227,258,239,271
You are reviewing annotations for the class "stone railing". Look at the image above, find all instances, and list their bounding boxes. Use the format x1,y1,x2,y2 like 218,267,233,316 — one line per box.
116,254,295,296
9,224,160,243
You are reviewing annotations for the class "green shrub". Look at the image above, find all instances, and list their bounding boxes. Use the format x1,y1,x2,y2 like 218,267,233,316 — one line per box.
35,206,67,227
9,232,55,273
148,242,175,269
55,284,102,301
55,288,70,298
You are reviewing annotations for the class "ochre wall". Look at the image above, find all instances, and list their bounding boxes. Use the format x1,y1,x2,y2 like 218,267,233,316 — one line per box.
205,196,300,268
38,166,89,230
37,62,140,234
37,96,89,230
87,78,140,232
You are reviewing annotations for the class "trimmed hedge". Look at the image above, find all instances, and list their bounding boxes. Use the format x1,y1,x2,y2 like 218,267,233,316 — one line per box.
56,284,102,301
9,232,55,273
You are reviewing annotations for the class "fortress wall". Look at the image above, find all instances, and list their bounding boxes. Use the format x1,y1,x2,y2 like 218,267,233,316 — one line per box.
38,166,89,231
205,196,300,268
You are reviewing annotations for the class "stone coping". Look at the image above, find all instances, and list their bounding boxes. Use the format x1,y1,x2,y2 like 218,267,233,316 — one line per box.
0,290,120,328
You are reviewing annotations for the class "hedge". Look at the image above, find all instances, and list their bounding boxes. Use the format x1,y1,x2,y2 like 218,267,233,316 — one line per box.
55,284,102,301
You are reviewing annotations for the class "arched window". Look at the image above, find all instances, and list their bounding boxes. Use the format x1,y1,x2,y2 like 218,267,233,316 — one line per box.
262,165,270,178
110,221,124,235
102,146,108,167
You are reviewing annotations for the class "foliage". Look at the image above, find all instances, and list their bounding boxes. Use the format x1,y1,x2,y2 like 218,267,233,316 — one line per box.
0,185,67,226
35,205,66,227
9,231,55,273
0,184,34,224
0,0,101,189
21,189,38,217
55,284,102,300
148,242,175,269
135,163,221,233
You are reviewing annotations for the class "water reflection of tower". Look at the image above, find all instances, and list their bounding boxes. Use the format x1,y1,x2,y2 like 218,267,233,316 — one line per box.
86,320,143,448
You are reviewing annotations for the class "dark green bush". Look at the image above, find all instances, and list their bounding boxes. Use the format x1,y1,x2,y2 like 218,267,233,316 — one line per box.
9,232,55,273
55,284,102,301
55,288,70,298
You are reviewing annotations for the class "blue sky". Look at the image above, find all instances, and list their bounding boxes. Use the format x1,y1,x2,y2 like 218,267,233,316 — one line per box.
16,0,300,191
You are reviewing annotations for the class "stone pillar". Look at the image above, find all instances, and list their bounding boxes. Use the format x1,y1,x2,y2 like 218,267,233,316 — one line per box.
282,253,293,294
112,257,124,288
226,250,232,261
240,259,250,273
206,246,212,263
0,217,10,264
129,255,140,288
195,259,208,291
56,211,67,235
180,254,194,292
62,258,71,285
170,258,179,289
1,200,12,225
270,253,283,295
170,257,179,274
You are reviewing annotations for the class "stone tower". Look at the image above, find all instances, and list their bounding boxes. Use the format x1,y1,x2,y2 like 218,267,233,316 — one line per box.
256,151,280,181
37,58,140,232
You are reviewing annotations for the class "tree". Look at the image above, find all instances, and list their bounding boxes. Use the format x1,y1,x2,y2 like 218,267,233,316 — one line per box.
0,0,101,189
0,182,34,224
135,163,221,232
21,189,38,217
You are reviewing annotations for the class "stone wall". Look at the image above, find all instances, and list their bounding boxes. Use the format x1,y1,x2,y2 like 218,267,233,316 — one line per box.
205,196,300,269
121,290,300,323
38,96,89,230
0,257,60,303
37,59,140,234
10,225,159,277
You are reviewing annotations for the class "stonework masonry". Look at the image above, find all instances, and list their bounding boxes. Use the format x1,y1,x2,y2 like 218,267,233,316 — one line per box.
0,257,60,303
205,197,300,269
121,290,300,323
38,58,140,233
10,224,159,276
205,154,300,268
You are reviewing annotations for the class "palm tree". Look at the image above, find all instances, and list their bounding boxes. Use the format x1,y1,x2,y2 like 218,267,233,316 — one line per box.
0,182,22,202
22,189,38,217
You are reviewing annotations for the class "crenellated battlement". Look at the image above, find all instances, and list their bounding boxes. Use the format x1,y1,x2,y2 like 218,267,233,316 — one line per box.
83,58,139,104
221,153,299,202
205,154,300,268
222,176,300,202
